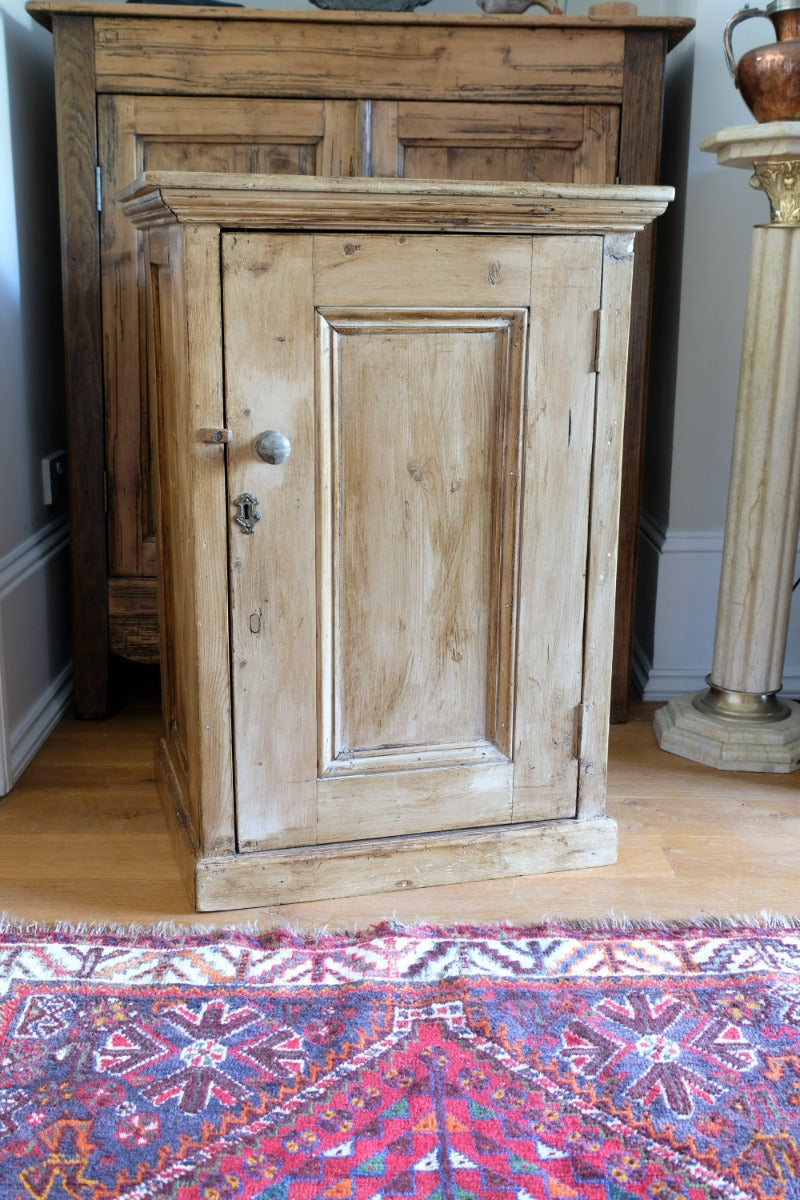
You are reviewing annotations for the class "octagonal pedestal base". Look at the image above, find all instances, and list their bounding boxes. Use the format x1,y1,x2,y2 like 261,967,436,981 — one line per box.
654,692,800,772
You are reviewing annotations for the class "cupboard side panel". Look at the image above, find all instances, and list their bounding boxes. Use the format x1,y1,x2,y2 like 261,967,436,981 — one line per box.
146,228,197,843
512,235,603,822
579,235,636,818
148,226,235,856
183,226,236,855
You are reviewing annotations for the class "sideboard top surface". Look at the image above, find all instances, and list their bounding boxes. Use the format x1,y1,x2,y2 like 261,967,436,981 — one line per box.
27,2,694,48
27,3,693,102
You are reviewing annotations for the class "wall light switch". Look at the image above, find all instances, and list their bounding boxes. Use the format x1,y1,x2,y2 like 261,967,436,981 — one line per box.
42,451,68,510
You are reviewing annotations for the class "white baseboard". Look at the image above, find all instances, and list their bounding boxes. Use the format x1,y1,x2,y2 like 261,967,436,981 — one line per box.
0,519,73,795
7,662,73,789
634,514,800,702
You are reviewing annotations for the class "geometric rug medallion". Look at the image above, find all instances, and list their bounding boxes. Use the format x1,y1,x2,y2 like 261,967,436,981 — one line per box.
1,921,799,1198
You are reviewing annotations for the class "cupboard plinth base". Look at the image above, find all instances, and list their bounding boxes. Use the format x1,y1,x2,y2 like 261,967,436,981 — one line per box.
654,693,800,773
157,740,618,913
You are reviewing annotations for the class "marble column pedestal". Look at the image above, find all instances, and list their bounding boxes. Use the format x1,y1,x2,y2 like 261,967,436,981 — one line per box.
655,123,800,772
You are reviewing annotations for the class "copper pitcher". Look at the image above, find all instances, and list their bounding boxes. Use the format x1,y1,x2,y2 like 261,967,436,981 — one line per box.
724,0,800,121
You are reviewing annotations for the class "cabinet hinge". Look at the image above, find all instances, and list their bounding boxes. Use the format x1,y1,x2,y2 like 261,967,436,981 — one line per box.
573,701,585,762
591,309,603,373
95,166,103,213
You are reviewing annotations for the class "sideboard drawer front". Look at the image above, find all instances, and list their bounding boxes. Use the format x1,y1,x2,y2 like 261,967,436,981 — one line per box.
92,18,625,102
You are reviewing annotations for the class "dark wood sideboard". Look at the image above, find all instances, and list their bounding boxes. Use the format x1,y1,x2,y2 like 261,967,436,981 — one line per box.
27,2,692,720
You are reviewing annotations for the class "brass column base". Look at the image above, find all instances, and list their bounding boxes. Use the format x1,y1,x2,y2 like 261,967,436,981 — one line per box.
692,681,792,722
654,689,800,773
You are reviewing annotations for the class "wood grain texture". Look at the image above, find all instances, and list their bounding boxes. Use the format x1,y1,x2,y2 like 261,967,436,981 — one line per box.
181,227,237,856
51,16,108,719
146,229,195,837
314,764,514,845
579,234,636,818
513,235,603,821
123,174,671,233
90,18,626,103
146,225,235,856
99,94,153,583
322,309,523,763
107,578,159,663
222,234,319,853
191,817,618,913
372,102,619,185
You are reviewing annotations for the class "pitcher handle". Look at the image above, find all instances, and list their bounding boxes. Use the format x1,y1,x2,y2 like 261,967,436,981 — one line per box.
724,6,768,80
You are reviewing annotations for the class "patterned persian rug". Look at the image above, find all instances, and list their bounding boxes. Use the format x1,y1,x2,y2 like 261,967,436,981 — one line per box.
1,920,800,1199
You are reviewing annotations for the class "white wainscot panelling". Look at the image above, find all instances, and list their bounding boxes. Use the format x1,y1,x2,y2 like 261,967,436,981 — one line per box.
0,520,72,795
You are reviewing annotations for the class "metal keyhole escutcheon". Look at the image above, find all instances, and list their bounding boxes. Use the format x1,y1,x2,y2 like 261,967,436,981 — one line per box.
233,492,261,535
254,430,291,465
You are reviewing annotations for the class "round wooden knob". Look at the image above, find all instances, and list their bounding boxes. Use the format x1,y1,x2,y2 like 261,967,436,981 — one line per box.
254,431,291,465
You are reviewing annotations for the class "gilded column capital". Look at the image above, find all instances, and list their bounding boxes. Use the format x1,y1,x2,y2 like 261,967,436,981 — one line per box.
701,123,800,223
750,158,800,224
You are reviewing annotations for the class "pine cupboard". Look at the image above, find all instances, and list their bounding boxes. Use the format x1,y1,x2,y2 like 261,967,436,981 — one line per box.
122,173,671,912
27,2,693,722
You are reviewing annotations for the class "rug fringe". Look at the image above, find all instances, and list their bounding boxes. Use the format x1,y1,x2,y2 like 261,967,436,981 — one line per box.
0,912,256,941
2,910,800,943
535,910,800,932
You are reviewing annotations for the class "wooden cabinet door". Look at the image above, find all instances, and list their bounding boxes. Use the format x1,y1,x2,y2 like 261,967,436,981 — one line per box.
371,102,619,184
222,231,603,853
98,95,361,583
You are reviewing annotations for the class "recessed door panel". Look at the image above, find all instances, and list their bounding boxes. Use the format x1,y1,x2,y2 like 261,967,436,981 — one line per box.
317,308,526,776
371,102,619,186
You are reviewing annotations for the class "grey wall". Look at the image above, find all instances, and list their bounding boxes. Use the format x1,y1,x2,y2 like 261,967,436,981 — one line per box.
0,0,71,792
634,0,800,700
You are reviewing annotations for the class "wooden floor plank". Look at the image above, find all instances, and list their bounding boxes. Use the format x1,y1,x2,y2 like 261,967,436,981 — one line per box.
2,664,799,929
